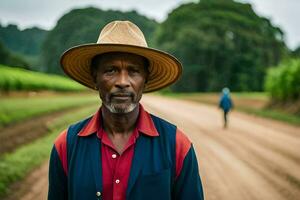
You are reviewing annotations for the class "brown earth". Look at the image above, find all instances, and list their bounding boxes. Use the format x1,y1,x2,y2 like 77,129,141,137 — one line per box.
4,162,49,200
0,106,92,154
3,95,300,200
182,93,267,109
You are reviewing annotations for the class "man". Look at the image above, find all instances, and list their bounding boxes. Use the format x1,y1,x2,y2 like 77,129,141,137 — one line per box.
48,20,204,200
219,87,233,128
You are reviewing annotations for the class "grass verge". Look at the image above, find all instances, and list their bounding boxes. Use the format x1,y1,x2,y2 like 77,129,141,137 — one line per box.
0,104,99,197
238,106,300,126
0,94,99,127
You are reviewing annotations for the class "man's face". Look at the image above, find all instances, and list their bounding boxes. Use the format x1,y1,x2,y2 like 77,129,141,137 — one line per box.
93,52,148,114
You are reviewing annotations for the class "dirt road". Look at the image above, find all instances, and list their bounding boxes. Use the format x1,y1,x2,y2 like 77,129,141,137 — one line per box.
6,95,300,200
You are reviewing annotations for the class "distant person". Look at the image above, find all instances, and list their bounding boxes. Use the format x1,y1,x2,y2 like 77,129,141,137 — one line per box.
219,87,233,128
48,20,204,200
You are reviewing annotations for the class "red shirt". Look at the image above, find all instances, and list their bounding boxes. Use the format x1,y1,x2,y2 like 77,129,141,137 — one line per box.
94,105,159,200
98,124,138,200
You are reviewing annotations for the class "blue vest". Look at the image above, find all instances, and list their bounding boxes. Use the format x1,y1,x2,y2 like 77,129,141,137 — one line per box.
66,114,176,200
48,114,204,200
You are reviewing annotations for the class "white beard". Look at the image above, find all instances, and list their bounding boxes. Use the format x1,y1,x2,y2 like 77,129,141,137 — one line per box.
103,102,138,114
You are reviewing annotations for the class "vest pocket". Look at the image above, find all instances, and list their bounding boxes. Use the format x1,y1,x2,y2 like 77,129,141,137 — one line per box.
132,168,171,200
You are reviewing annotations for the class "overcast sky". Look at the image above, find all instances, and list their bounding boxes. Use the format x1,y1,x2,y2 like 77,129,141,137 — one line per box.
0,0,299,49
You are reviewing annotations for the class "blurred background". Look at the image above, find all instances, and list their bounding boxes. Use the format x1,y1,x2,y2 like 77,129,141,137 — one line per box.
0,0,299,199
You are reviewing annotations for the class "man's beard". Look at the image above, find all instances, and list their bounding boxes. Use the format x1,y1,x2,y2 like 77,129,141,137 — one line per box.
103,101,138,114
102,91,139,114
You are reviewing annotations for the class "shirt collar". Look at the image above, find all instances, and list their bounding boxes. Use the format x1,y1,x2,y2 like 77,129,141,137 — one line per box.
78,104,159,137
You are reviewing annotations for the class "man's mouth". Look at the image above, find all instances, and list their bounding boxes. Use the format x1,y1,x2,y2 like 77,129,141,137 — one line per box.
110,93,133,101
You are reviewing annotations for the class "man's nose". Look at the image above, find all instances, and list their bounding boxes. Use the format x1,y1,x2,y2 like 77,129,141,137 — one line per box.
115,70,130,89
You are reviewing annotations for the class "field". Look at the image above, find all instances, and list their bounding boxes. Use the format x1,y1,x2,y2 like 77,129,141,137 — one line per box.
0,65,85,91
0,90,101,197
0,102,99,197
0,92,99,127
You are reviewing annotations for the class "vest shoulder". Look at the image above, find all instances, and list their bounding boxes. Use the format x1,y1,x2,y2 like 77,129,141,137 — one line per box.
66,116,92,138
150,114,177,136
150,113,176,126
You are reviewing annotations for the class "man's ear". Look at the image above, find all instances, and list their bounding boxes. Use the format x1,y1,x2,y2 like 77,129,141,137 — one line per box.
94,76,100,90
90,71,100,90
95,83,99,90
142,77,148,92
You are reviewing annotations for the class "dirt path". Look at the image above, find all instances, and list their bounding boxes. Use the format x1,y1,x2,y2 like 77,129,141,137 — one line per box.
5,95,300,200
143,95,300,200
4,162,49,200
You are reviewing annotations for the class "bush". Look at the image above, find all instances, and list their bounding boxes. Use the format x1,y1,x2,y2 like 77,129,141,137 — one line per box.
265,59,300,101
0,65,86,91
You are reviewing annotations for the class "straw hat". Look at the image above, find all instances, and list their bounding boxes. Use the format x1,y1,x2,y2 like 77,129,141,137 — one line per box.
60,20,182,92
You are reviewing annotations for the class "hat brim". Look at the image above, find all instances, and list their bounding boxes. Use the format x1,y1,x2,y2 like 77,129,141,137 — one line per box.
60,43,182,92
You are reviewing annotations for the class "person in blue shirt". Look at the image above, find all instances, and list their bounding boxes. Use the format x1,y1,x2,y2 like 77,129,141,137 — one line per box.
219,87,233,128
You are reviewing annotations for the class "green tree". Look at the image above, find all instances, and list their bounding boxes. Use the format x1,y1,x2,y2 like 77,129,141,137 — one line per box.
265,59,300,102
291,46,300,58
153,0,288,92
0,24,47,69
41,7,158,74
0,41,29,69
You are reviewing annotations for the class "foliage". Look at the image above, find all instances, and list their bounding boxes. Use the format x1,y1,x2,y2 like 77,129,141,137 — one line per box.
0,24,47,56
291,46,300,58
265,59,300,101
0,65,85,91
0,41,29,69
0,105,98,197
154,0,288,92
0,93,99,127
41,7,158,74
0,24,47,70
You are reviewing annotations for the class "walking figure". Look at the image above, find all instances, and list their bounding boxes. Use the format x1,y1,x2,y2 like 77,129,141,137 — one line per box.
219,88,233,128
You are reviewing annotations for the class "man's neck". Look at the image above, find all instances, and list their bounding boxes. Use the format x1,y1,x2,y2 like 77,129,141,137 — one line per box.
101,104,139,136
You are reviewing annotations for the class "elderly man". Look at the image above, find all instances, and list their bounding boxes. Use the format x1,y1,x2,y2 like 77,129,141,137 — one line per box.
48,20,204,200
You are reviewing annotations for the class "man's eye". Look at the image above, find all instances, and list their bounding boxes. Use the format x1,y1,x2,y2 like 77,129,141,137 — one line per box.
129,68,140,74
104,68,116,74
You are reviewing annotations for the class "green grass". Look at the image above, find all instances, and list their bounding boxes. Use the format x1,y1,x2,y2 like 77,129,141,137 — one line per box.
238,106,300,126
0,104,99,197
0,94,99,127
230,92,268,100
161,92,300,126
0,65,86,91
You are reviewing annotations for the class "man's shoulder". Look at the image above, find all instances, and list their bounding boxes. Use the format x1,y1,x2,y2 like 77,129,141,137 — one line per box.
148,113,190,144
148,112,191,144
149,113,176,129
54,115,93,146
67,116,93,135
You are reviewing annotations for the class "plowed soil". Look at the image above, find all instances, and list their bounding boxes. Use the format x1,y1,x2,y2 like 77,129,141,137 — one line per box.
0,107,85,154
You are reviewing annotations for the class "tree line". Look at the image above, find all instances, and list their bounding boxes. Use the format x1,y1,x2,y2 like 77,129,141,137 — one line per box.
0,0,299,95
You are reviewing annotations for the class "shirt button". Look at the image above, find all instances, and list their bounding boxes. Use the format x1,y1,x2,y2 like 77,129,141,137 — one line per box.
112,154,117,159
115,179,120,184
96,191,101,197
